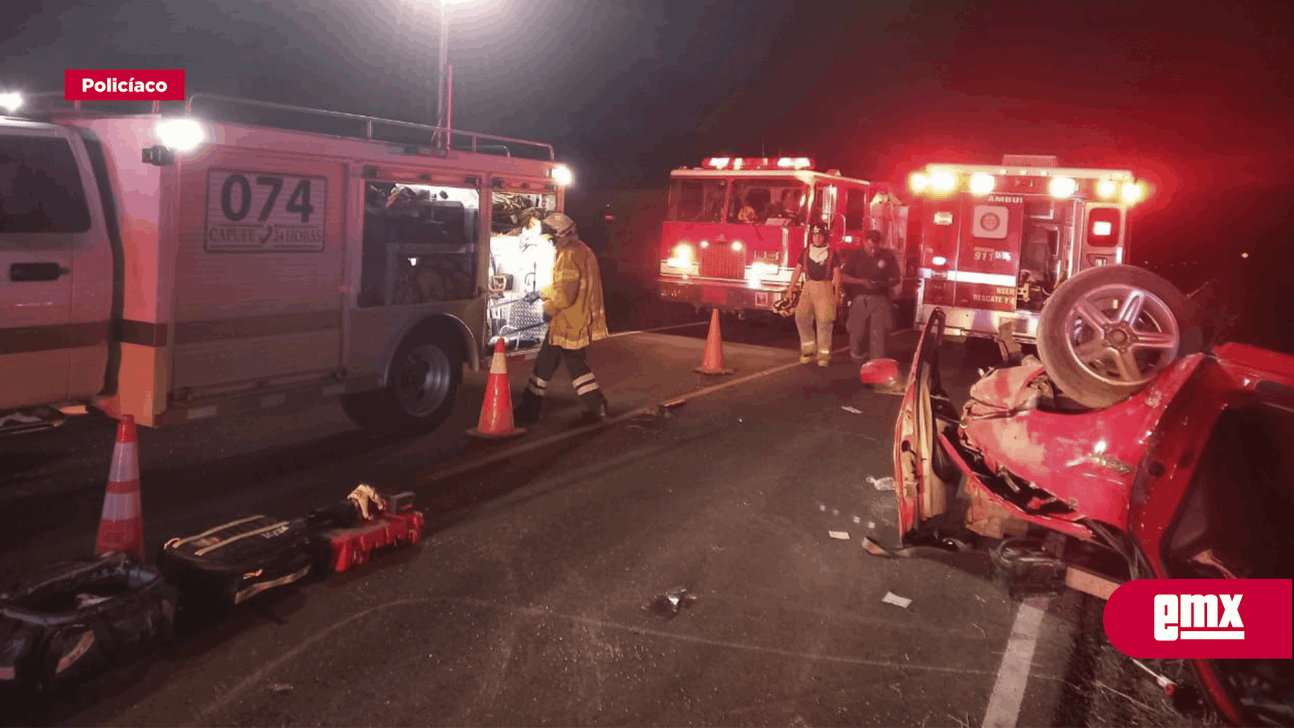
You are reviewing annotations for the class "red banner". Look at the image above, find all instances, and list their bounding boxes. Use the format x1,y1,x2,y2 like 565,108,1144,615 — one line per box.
1104,579,1292,659
65,69,185,101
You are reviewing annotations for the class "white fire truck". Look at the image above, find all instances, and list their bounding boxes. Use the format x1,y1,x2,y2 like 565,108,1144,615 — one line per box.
657,156,912,316
905,154,1147,343
0,93,571,435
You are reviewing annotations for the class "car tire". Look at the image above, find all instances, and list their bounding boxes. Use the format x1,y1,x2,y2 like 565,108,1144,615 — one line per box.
342,334,463,433
1037,265,1199,409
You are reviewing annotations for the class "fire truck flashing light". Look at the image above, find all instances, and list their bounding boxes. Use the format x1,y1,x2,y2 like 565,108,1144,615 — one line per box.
703,156,814,171
908,165,1145,205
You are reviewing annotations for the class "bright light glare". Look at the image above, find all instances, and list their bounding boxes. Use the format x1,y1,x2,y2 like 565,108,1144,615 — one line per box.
552,164,574,187
153,118,205,152
909,173,929,194
932,256,947,266
969,173,995,195
1092,220,1113,236
672,243,694,264
930,171,957,194
0,92,23,114
1097,179,1118,199
731,241,743,252
1049,176,1078,198
1121,182,1143,204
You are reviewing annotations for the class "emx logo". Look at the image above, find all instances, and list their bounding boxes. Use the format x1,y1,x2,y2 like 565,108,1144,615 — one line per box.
1104,579,1292,659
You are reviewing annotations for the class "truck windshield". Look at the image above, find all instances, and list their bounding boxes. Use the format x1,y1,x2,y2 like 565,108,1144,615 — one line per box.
0,135,91,234
667,178,727,223
729,179,807,224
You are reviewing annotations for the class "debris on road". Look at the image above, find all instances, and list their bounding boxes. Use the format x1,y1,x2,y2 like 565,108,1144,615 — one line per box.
841,405,864,414
644,587,696,620
881,591,912,609
866,475,896,491
862,537,891,556
829,531,850,540
270,683,294,694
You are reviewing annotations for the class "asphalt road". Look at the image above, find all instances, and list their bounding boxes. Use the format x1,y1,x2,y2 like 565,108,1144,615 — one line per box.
0,305,1215,727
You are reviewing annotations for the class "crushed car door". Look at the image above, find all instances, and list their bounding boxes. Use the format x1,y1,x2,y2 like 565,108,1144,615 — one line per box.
892,307,959,541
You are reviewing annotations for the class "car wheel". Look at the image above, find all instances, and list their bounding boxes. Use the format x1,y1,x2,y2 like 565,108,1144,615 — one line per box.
1037,265,1198,409
342,335,463,432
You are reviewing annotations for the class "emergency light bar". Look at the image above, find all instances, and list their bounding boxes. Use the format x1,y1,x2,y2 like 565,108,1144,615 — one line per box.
908,162,1145,205
703,156,814,171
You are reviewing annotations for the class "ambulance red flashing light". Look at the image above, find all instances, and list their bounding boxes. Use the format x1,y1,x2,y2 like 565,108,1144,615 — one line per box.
702,156,814,171
909,161,1145,205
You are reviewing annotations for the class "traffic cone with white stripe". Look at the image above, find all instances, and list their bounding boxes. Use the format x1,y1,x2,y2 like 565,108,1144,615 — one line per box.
694,308,734,375
96,415,145,560
467,339,527,439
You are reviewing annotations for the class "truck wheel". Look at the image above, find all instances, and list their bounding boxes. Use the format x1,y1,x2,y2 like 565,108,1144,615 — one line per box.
1037,265,1198,409
342,335,463,432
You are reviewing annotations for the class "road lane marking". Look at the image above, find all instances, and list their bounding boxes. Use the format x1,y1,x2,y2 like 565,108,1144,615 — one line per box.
607,321,709,338
981,595,1051,728
431,345,855,484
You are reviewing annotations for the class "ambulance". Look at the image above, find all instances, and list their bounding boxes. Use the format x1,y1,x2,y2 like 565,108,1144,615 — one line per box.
0,93,571,435
906,154,1147,343
657,156,912,317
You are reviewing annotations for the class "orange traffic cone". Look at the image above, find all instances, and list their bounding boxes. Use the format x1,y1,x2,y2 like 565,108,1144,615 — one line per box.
467,339,527,439
694,308,734,375
96,415,145,560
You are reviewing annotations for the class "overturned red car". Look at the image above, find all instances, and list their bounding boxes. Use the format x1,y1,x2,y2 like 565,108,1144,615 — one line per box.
864,265,1294,725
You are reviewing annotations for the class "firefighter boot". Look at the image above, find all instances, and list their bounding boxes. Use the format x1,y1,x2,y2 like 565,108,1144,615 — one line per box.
514,389,543,427
575,373,609,424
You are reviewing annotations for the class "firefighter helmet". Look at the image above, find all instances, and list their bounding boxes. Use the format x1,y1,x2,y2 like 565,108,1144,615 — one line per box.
542,212,577,237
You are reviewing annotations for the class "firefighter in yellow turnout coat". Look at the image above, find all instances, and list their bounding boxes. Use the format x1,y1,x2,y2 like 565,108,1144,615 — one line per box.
515,213,611,425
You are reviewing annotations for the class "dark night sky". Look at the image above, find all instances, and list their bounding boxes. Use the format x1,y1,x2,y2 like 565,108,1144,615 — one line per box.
4,0,1293,345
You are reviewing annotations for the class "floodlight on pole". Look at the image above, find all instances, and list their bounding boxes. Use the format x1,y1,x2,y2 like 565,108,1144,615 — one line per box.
436,0,474,142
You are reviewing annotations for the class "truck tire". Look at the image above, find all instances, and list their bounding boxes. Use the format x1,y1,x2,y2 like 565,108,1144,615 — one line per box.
1037,265,1198,409
342,334,462,433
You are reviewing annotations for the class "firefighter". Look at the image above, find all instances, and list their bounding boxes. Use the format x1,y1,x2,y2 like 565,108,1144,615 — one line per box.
841,229,900,363
515,212,611,425
782,220,842,366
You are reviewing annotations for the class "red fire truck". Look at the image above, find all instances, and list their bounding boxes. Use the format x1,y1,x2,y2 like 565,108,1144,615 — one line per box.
905,154,1147,343
657,156,911,316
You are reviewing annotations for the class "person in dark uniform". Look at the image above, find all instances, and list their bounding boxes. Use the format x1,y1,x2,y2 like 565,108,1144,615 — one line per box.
841,229,900,363
782,220,842,366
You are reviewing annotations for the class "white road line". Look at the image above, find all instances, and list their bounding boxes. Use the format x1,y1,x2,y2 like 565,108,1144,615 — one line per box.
981,595,1051,728
607,321,710,338
429,345,854,484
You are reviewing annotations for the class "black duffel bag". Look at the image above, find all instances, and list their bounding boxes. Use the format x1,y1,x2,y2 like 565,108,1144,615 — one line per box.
157,515,314,609
0,553,177,692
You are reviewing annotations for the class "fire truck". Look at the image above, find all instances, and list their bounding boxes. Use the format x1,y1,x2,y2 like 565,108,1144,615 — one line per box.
657,156,911,316
905,154,1147,343
0,93,572,435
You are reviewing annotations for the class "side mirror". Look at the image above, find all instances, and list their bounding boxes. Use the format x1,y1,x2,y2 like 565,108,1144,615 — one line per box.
859,358,900,385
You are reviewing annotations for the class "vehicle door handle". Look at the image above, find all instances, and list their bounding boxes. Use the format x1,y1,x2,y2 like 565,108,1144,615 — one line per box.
9,262,69,282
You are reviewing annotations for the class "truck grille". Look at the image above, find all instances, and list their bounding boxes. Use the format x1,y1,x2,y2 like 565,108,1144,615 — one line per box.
699,244,746,279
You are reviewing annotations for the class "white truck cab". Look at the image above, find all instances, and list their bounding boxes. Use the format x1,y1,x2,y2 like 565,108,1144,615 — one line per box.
1,95,570,436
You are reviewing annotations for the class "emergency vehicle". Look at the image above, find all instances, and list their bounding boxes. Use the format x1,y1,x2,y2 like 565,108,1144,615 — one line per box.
906,154,1147,343
0,93,572,435
657,156,912,316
